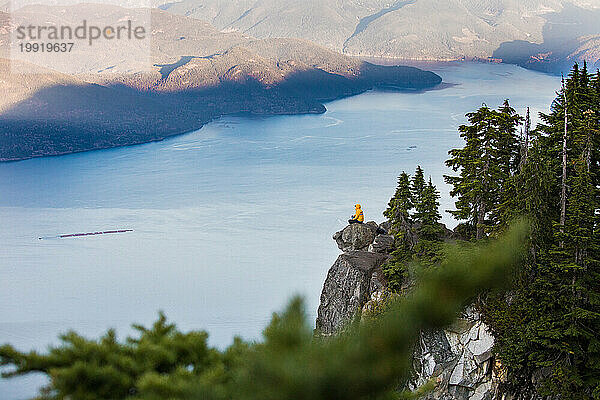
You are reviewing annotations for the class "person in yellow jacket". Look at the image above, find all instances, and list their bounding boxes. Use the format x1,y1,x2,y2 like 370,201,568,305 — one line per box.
348,204,364,224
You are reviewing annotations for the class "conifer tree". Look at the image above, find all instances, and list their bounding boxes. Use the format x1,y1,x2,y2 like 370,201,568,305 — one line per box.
383,171,416,291
414,178,442,240
384,172,413,224
484,64,600,398
383,168,445,289
411,166,426,206
496,99,523,175
411,177,444,264
445,102,521,239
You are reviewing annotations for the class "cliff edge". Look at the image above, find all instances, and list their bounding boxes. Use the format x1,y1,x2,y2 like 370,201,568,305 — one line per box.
315,221,510,400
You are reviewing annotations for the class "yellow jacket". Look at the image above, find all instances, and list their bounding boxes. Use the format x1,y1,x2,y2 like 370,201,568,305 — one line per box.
354,204,364,222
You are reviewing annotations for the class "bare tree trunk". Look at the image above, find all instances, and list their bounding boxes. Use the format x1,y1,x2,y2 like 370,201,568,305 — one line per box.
476,202,486,240
586,132,592,174
477,121,492,240
585,110,593,173
560,77,568,247
519,107,531,171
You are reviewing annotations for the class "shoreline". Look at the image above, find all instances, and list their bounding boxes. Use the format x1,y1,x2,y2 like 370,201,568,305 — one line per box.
352,55,566,76
0,70,443,163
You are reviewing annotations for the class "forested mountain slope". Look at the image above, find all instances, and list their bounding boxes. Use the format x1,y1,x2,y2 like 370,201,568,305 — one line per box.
0,5,440,161
159,0,600,73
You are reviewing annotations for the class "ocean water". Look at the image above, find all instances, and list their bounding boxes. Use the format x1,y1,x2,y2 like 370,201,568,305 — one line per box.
0,63,559,399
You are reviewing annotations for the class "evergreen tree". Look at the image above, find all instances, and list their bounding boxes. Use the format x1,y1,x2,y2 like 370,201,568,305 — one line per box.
496,99,523,175
445,102,521,239
412,178,444,264
0,312,234,400
483,64,600,398
496,131,556,244
411,166,426,206
414,178,442,240
383,171,416,292
384,172,413,224
383,168,445,291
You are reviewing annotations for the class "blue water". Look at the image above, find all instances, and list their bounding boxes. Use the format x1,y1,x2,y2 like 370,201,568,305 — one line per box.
0,63,559,399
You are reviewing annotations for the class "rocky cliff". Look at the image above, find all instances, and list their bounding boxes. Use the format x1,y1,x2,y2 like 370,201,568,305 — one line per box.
315,221,507,400
316,221,392,336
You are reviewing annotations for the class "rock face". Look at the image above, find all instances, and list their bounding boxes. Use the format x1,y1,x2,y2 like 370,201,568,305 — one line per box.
315,250,388,335
369,234,395,253
333,222,379,252
315,220,521,399
411,308,500,400
316,221,391,335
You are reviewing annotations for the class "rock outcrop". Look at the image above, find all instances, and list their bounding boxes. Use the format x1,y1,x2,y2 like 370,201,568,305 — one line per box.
315,250,388,335
316,222,391,335
369,234,395,254
315,220,511,399
333,221,379,252
411,308,500,400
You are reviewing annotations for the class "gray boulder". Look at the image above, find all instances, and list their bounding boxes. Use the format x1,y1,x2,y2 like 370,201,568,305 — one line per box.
369,234,395,253
333,222,379,252
378,220,392,233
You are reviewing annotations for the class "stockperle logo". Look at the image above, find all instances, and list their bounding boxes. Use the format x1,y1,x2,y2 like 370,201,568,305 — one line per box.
8,0,152,75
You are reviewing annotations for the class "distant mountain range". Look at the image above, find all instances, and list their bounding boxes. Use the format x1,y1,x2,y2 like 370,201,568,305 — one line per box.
3,0,596,161
0,6,441,161
157,0,600,73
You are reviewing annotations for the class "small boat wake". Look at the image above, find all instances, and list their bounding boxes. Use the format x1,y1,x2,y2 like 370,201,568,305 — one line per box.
39,229,133,240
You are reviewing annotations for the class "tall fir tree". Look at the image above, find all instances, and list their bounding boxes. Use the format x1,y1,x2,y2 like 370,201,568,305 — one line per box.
411,166,426,206
445,102,521,239
414,178,442,240
412,178,444,263
383,171,417,291
384,172,413,225
383,168,444,291
496,99,523,175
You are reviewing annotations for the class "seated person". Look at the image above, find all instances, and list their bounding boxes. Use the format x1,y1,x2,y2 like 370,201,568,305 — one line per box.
348,204,365,224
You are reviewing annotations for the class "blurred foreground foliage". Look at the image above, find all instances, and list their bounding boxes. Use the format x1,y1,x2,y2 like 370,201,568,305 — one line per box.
1,223,527,400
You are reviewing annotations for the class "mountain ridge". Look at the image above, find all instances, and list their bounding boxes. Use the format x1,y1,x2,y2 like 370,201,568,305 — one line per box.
158,0,600,73
0,6,441,161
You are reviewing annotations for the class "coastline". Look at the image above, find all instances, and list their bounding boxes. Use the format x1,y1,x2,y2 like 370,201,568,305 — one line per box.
352,55,568,76
0,65,443,163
